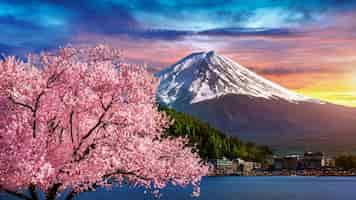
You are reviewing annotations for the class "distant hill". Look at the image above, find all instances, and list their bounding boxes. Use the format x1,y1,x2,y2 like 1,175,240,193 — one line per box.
156,51,356,154
159,105,272,162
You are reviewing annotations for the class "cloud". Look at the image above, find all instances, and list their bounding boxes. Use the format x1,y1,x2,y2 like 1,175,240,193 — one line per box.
88,27,303,42
0,15,41,30
327,93,356,101
2,0,356,60
198,27,302,37
74,27,302,42
252,66,341,76
70,2,140,35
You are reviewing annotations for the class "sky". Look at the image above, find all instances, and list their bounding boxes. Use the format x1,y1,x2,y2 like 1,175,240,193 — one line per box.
1,0,356,107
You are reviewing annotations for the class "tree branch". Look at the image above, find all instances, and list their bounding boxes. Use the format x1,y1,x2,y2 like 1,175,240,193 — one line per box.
59,170,149,200
68,169,149,199
103,169,149,181
28,184,38,200
59,127,64,144
8,91,45,138
45,183,61,200
46,69,67,88
72,98,113,160
81,112,106,142
99,95,106,111
47,116,60,134
32,91,45,138
69,111,74,144
74,143,96,162
64,190,77,200
8,96,34,112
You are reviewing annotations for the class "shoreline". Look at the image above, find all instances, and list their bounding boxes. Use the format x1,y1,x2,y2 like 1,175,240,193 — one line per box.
208,174,356,177
208,169,356,177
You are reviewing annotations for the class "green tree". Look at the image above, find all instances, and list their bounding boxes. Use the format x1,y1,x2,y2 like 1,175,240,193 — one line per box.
159,105,273,162
335,154,356,170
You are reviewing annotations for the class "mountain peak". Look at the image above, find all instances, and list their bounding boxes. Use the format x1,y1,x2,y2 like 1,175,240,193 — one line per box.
157,51,319,106
182,50,216,61
206,50,215,56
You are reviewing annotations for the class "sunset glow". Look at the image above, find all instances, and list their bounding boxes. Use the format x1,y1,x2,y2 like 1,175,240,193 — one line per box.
1,0,356,107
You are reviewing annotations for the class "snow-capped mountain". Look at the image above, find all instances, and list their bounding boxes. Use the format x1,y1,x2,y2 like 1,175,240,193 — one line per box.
156,51,356,154
157,51,318,106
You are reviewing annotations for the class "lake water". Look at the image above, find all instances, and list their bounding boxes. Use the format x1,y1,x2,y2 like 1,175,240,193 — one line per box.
77,176,356,200
2,176,356,200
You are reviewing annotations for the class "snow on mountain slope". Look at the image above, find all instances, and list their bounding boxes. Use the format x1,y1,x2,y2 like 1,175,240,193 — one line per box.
156,51,319,105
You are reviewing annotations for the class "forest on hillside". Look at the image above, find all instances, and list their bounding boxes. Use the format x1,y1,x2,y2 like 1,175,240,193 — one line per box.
159,106,273,162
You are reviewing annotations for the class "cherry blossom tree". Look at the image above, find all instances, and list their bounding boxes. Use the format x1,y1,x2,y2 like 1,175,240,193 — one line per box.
0,45,208,200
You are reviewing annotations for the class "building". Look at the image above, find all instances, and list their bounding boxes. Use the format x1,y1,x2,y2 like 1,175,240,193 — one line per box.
303,152,324,169
273,152,331,171
232,158,262,175
273,157,284,170
232,158,245,175
323,157,336,168
206,162,216,176
211,157,235,175
273,155,300,170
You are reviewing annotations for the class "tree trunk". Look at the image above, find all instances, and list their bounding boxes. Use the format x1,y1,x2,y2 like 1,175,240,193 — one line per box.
45,183,61,200
29,184,39,200
64,191,76,200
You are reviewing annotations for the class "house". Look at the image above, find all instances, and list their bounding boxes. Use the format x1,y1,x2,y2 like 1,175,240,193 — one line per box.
233,158,262,175
210,157,263,175
273,155,300,170
303,152,324,169
323,157,336,168
211,157,235,175
232,158,245,175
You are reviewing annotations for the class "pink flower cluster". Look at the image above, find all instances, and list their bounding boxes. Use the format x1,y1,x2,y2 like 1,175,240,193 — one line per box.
0,45,208,199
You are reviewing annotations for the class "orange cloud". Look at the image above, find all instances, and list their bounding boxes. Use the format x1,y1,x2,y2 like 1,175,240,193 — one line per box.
71,12,356,107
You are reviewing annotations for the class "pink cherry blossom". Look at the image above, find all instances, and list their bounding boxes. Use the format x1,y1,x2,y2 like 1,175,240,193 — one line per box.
0,45,208,200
